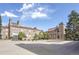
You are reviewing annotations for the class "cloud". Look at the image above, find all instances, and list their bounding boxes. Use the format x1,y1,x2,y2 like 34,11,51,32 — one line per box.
20,14,27,20
31,7,47,19
37,7,45,11
31,11,47,19
18,3,34,12
18,3,55,20
1,11,18,17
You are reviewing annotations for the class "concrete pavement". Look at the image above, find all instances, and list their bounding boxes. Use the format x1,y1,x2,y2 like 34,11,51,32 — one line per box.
0,40,79,55
0,40,36,55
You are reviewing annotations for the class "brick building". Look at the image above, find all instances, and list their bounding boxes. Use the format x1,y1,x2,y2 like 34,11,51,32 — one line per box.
48,23,65,40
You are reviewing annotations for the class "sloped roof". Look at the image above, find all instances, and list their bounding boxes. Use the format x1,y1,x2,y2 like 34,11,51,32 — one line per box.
2,25,42,31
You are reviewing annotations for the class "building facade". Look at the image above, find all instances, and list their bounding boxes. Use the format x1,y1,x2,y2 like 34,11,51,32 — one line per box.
1,18,42,40
1,17,65,40
48,23,65,40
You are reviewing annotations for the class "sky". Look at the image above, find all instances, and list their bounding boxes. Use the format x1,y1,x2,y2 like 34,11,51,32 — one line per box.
0,3,79,31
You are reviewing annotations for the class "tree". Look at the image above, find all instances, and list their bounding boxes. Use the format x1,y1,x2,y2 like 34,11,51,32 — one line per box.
44,32,49,40
39,32,44,39
38,32,49,40
18,32,26,40
65,29,73,40
33,33,39,40
0,15,2,39
65,10,79,40
17,20,19,25
33,32,49,41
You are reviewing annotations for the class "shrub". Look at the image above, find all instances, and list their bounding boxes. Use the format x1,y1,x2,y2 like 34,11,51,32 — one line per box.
18,32,26,40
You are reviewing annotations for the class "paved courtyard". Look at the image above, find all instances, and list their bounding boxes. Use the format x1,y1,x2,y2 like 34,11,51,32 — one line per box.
0,40,79,55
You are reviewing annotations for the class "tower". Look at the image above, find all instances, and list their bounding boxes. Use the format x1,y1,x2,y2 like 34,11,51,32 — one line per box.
59,22,65,40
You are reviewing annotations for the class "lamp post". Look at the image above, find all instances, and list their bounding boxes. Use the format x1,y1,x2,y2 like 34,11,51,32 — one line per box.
8,17,12,39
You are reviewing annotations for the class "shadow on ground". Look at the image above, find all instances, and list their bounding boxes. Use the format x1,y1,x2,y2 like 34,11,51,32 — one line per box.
16,41,79,55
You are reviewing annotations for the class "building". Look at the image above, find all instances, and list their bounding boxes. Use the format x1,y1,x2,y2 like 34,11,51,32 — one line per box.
1,18,42,40
1,16,65,40
48,23,65,40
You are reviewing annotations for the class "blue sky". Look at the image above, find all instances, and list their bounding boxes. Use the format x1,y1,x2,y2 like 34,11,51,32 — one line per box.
0,3,79,31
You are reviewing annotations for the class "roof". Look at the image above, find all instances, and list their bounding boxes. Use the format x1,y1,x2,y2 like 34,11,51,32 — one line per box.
2,26,8,28
48,26,58,31
2,25,42,31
